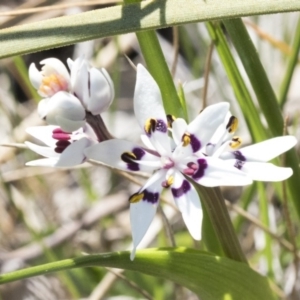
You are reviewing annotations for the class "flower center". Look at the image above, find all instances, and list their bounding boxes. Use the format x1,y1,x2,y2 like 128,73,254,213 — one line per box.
39,74,68,97
161,156,174,169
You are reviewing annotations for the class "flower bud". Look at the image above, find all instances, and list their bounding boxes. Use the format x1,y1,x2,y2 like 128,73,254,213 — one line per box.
68,57,114,115
38,91,86,132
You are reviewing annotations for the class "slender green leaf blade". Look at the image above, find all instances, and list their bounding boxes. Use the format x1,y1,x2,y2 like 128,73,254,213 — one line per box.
0,248,275,300
0,0,300,58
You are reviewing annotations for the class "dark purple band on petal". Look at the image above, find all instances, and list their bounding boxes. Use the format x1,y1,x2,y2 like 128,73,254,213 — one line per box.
126,147,145,171
190,134,201,152
143,189,159,204
55,140,71,153
192,158,208,180
234,160,245,170
171,180,191,198
156,119,168,133
233,151,246,161
145,119,168,137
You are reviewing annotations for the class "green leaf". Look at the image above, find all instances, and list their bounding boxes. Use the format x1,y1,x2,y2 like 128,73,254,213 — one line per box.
0,248,275,300
0,0,300,58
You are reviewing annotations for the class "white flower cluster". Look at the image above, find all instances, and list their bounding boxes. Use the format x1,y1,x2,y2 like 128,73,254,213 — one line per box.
25,59,297,259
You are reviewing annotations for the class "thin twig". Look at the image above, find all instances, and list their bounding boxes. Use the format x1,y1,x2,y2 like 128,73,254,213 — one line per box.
124,54,137,71
201,42,214,110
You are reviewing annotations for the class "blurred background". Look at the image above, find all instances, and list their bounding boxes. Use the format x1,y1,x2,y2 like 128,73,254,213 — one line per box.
0,1,299,299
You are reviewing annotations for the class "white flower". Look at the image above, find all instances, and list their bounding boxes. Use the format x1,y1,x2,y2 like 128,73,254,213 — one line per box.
25,125,97,167
29,58,70,97
67,56,115,115
200,114,297,181
84,64,252,259
38,91,86,133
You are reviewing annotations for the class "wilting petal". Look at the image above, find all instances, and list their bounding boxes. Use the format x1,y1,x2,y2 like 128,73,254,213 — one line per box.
186,103,229,153
192,156,252,187
130,170,165,260
25,141,59,158
88,68,114,115
56,137,92,167
84,139,160,172
171,172,202,240
26,126,58,148
220,136,297,162
134,65,170,154
227,160,293,181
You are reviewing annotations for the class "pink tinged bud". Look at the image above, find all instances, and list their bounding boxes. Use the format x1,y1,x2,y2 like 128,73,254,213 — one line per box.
38,91,86,132
183,168,196,176
52,128,71,141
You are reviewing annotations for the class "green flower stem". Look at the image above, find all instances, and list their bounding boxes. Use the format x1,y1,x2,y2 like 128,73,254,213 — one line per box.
206,22,267,142
223,18,300,220
194,184,248,264
279,17,300,107
135,30,185,118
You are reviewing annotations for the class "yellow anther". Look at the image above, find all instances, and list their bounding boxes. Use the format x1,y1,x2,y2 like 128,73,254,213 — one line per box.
144,118,157,134
39,74,68,95
166,114,176,128
226,116,238,133
166,176,174,187
121,151,137,163
182,133,191,147
129,192,144,203
229,136,242,149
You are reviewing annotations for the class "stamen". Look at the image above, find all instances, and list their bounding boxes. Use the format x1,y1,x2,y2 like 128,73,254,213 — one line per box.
166,114,176,128
144,118,157,135
230,136,242,149
39,74,68,96
129,192,144,203
161,176,174,188
182,133,191,147
121,152,137,163
226,116,238,133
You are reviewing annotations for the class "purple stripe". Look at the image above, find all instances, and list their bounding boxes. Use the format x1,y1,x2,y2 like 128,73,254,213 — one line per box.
127,147,145,171
156,119,167,133
190,134,201,152
192,158,208,180
233,151,246,161
171,180,191,198
54,140,71,153
143,189,159,204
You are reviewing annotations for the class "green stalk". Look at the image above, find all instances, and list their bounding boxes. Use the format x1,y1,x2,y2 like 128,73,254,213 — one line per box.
223,18,300,220
279,17,300,107
194,184,248,264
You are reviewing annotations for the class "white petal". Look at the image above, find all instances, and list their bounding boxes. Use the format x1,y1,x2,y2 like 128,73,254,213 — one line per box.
44,91,86,131
187,102,230,152
37,98,48,119
55,116,86,133
40,58,70,81
230,161,293,181
88,68,114,114
130,172,164,260
84,139,160,172
220,136,297,162
25,141,59,158
172,118,188,145
26,125,58,147
56,138,91,167
171,172,202,240
134,65,170,153
26,158,58,167
28,63,42,89
193,156,252,187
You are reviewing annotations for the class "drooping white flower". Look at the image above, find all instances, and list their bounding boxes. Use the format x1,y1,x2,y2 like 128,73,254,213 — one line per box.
25,124,97,167
38,91,86,133
67,56,115,115
84,64,252,260
29,58,70,97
